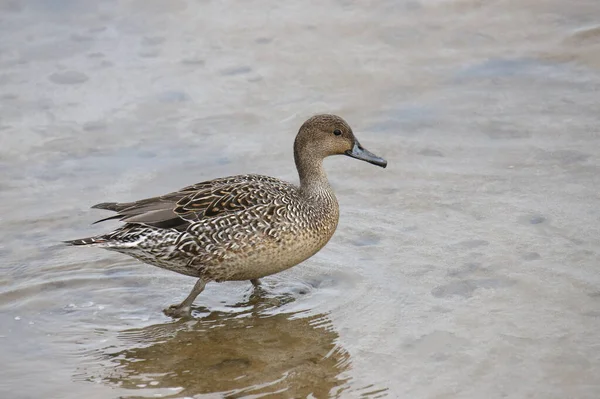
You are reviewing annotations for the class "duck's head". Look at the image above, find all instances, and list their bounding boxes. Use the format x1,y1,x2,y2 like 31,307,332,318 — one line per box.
294,114,387,168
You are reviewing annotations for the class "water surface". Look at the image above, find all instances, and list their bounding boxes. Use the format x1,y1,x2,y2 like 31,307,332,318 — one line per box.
1,0,600,398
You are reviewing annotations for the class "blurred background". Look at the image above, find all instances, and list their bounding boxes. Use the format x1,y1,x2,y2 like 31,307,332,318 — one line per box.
1,0,599,398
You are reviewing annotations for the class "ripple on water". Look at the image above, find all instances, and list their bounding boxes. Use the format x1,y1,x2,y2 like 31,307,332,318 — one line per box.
566,25,600,44
63,267,384,397
77,297,352,398
431,277,515,298
48,71,89,85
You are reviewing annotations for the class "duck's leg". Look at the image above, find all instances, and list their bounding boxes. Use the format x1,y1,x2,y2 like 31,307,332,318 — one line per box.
249,278,281,308
163,278,206,318
249,278,265,302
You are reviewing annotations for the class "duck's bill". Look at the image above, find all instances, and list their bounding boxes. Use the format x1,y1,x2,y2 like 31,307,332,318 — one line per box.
345,141,387,168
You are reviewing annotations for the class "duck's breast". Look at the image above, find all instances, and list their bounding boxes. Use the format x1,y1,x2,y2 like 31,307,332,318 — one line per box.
198,200,339,281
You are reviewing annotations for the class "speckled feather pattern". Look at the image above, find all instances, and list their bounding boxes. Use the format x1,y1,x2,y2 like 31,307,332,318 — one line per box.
78,174,339,282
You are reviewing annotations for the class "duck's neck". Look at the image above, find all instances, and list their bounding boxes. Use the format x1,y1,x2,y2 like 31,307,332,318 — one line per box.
294,149,333,198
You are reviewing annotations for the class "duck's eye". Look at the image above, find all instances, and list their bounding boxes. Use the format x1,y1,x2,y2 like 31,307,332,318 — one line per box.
333,129,342,136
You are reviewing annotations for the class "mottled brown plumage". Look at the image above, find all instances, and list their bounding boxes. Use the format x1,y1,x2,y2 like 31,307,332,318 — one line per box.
66,114,387,317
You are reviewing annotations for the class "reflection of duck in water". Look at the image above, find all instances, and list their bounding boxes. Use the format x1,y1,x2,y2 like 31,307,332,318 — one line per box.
66,115,386,317
95,304,351,398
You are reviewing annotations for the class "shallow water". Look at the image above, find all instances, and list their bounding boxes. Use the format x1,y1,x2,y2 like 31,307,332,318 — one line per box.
1,0,600,398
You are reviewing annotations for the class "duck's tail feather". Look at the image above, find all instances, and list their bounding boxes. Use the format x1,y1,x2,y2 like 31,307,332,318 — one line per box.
91,202,121,211
63,236,109,246
92,214,123,224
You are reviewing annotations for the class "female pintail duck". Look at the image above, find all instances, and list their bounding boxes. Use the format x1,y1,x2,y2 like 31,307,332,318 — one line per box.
66,114,387,317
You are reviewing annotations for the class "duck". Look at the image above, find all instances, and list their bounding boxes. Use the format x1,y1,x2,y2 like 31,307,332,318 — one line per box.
66,114,387,317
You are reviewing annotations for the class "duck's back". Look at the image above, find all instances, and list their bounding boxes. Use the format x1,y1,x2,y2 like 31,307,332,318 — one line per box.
86,174,339,281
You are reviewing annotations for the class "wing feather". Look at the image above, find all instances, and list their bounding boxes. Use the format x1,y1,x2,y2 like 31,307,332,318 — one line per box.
90,174,296,230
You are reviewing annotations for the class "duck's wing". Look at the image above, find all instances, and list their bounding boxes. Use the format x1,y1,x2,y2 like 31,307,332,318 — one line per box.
91,174,295,230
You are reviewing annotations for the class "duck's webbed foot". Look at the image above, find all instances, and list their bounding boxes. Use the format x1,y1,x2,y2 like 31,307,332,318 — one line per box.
250,278,269,296
163,278,206,319
163,303,193,318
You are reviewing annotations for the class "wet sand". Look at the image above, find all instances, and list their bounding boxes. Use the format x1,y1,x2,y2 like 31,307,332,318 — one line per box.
1,0,600,398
